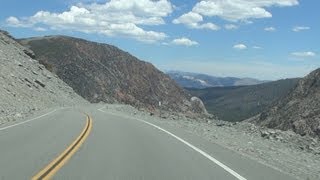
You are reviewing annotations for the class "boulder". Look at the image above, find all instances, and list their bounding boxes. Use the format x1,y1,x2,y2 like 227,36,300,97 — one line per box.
190,96,208,114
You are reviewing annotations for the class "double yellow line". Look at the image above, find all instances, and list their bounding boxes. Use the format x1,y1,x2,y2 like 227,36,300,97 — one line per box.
32,115,92,180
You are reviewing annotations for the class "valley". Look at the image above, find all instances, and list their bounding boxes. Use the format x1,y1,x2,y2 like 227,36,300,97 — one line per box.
187,78,300,122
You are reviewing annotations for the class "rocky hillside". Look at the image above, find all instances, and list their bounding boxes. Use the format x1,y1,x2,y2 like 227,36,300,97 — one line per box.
167,71,267,89
255,68,320,138
20,36,205,115
0,30,87,124
188,78,299,122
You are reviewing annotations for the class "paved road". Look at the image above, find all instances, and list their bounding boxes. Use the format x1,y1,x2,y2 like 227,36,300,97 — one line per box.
0,106,296,180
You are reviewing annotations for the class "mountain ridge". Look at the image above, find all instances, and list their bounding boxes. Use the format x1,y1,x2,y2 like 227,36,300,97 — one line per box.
167,71,268,89
19,35,208,116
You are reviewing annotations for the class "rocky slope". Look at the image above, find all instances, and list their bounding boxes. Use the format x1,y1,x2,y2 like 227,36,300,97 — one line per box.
188,78,299,121
0,30,87,124
167,71,267,89
255,68,320,138
20,36,205,115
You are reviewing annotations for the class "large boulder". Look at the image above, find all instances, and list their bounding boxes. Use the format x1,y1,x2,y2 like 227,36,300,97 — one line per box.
190,96,208,115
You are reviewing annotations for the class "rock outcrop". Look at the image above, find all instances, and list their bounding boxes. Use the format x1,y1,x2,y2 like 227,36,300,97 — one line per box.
190,97,208,114
0,30,87,123
20,35,207,115
255,68,320,138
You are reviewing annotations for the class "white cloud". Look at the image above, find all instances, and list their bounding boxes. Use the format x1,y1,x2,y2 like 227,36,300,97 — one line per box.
173,12,202,25
291,51,316,57
233,43,247,50
253,46,262,49
6,0,173,43
6,16,20,25
292,26,310,32
172,12,220,31
171,37,199,46
195,23,220,30
34,27,47,31
264,27,276,32
5,16,30,27
175,0,298,25
224,24,238,30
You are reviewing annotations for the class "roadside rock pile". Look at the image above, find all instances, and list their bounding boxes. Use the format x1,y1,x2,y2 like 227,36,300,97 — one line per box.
236,121,320,155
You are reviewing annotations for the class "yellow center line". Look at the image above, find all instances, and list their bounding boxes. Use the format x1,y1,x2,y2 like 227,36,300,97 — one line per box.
32,115,93,180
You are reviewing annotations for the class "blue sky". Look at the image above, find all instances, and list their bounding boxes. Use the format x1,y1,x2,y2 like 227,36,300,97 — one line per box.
0,0,319,80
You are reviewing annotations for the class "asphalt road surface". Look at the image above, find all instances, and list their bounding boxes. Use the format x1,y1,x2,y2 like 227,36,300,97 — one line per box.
0,105,296,180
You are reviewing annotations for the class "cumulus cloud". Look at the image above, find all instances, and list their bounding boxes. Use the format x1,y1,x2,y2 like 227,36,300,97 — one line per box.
6,16,29,27
292,26,310,32
6,16,19,25
264,27,276,32
171,37,199,46
174,0,299,29
172,12,220,31
291,51,316,57
6,0,173,43
233,43,247,50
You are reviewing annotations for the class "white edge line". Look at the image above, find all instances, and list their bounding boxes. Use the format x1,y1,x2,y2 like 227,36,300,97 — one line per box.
98,108,247,180
0,109,58,131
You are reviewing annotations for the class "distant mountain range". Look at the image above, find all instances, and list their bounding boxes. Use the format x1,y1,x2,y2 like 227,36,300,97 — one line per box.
167,71,268,89
19,36,207,115
188,78,300,122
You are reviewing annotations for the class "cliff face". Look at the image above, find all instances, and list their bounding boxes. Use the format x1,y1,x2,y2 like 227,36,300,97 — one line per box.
256,68,320,138
20,36,206,115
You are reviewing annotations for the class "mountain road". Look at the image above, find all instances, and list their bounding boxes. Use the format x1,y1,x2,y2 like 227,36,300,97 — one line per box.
0,105,296,180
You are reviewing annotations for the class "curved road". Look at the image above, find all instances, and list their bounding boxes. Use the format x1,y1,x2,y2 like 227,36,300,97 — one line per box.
0,106,296,180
